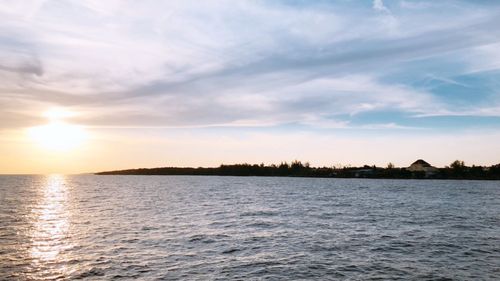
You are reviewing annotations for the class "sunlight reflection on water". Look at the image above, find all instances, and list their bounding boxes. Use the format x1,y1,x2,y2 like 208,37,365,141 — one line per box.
28,175,72,279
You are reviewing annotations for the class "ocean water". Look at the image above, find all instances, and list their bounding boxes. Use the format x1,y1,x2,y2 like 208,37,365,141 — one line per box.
0,175,499,280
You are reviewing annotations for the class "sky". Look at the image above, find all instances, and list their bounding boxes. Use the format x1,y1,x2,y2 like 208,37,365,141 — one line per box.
1,0,500,174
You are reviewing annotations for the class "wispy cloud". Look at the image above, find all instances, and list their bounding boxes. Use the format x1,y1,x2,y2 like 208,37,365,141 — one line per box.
1,0,500,131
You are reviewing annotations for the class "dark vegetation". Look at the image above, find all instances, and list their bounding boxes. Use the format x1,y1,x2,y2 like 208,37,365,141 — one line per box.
96,160,500,180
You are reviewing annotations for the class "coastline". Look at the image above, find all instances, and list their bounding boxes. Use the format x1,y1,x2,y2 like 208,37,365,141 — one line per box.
95,160,500,180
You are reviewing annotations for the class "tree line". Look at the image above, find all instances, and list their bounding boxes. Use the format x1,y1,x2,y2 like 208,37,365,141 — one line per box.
96,160,500,180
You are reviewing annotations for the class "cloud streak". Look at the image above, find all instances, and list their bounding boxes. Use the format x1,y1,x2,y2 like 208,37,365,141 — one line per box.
1,0,500,130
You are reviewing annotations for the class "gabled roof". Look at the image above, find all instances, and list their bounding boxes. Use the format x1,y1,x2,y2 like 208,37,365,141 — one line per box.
411,159,431,167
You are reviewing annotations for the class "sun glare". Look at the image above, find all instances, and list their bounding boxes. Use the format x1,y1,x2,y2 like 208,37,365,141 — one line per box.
27,109,88,151
43,108,75,121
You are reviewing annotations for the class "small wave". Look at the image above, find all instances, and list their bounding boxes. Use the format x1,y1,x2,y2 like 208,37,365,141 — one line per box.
246,221,276,228
240,210,278,217
125,264,151,273
141,226,159,231
337,264,363,273
73,267,106,279
222,248,242,254
121,238,140,243
188,234,229,243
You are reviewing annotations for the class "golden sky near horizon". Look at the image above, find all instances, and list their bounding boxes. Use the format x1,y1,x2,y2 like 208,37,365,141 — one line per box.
1,107,498,174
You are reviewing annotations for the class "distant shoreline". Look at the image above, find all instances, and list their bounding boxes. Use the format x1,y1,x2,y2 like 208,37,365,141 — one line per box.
94,174,500,181
95,160,500,180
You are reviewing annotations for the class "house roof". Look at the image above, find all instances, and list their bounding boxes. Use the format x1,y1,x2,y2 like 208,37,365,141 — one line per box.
411,159,431,167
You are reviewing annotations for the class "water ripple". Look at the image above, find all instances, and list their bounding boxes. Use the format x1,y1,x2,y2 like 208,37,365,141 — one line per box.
0,175,499,280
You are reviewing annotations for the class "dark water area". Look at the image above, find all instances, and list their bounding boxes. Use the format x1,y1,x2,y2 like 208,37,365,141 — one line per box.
0,175,499,280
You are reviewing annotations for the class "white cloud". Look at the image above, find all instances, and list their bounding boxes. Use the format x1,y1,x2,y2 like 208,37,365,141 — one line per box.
373,0,390,14
466,43,500,73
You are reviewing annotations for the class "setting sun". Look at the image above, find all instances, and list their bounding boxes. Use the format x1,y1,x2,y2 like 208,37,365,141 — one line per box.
27,109,88,151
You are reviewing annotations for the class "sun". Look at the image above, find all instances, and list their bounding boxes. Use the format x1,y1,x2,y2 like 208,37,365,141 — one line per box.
27,108,88,151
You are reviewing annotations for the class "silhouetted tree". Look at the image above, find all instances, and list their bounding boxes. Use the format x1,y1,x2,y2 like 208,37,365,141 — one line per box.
450,160,465,169
450,160,466,178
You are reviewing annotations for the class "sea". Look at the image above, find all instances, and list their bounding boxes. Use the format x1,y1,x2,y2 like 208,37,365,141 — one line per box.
0,175,499,280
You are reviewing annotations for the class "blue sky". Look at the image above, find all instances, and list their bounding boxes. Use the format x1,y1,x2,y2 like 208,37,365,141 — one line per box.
1,0,500,172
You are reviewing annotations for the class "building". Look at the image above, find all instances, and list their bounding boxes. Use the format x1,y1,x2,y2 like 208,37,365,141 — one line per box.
407,159,439,177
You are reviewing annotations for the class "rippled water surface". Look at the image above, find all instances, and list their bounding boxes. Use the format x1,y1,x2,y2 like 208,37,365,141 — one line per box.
1,175,499,280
